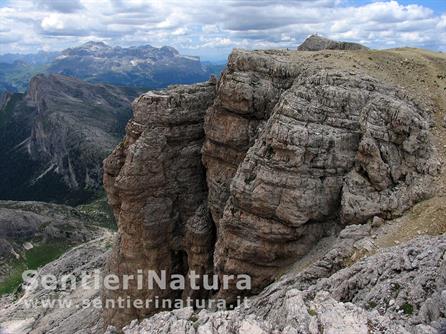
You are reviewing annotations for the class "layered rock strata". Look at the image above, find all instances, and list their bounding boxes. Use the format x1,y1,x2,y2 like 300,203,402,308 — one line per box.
102,81,216,328
103,48,440,328
206,50,439,300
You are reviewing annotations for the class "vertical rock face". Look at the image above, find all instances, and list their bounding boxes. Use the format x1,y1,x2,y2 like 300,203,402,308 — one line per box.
27,74,137,192
0,74,138,204
102,81,216,328
206,50,439,299
0,91,11,110
103,49,440,329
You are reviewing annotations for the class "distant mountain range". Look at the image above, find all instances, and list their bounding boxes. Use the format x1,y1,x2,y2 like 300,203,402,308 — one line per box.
0,51,59,65
0,74,140,204
0,41,224,205
0,42,224,93
48,41,220,88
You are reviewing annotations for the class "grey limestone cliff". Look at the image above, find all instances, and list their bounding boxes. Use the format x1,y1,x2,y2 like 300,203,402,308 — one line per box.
102,46,444,330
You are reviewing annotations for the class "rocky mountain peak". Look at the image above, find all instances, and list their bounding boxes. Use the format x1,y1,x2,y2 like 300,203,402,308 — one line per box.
62,40,112,56
298,34,368,51
159,45,180,56
82,40,109,49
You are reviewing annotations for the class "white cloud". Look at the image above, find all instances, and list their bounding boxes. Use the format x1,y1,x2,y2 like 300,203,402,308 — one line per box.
438,14,446,29
0,0,445,59
172,27,187,36
41,14,65,30
202,37,234,48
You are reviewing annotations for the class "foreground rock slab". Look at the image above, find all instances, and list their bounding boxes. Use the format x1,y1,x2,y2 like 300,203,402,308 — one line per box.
108,232,446,334
0,233,113,334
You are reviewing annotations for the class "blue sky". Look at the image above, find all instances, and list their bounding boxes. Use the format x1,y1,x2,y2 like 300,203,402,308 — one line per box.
0,0,445,61
354,0,446,13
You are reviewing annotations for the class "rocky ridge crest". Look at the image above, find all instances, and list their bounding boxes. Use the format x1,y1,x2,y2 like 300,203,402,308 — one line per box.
297,34,369,51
